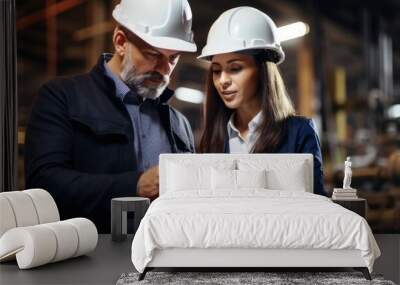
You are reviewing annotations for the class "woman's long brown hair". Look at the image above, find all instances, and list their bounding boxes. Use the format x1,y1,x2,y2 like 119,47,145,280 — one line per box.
199,54,296,153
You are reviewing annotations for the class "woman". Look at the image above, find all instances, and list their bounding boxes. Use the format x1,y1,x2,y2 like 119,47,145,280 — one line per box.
198,7,325,196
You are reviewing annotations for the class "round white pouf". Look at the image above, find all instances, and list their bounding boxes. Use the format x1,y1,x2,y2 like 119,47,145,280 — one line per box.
42,221,79,262
0,196,17,237
0,225,57,269
65,218,98,257
0,191,39,227
24,189,60,223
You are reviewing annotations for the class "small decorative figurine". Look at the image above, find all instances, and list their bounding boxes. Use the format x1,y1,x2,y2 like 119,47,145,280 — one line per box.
343,157,352,189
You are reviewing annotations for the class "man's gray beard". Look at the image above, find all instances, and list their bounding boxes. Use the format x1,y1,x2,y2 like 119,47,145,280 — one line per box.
120,50,169,99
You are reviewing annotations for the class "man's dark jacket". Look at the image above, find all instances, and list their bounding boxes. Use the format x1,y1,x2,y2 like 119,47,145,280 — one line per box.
25,56,194,233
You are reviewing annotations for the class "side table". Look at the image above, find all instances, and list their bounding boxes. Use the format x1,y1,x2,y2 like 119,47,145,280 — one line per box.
111,197,150,242
331,198,367,218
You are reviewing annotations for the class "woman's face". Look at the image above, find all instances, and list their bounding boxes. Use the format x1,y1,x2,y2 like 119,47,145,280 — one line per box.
211,52,259,110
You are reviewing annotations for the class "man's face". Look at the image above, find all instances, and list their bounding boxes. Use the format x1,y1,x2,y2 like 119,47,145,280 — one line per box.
120,32,180,99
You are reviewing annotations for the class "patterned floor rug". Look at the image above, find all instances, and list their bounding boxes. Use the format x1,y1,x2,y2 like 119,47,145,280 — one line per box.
116,271,396,285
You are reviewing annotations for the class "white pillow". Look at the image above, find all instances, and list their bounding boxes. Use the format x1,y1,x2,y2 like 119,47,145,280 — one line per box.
211,168,236,190
167,162,210,191
237,169,267,189
160,154,236,193
266,165,307,192
211,168,267,190
238,159,308,192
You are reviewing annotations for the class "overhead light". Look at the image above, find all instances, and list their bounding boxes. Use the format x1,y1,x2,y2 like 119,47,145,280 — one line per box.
175,87,204,104
278,21,309,42
387,104,400,119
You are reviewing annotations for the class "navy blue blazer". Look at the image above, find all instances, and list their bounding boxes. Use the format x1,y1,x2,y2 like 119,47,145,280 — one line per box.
225,116,325,196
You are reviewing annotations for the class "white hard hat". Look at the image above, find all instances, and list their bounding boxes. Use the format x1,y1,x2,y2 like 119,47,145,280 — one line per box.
112,0,197,52
198,7,284,64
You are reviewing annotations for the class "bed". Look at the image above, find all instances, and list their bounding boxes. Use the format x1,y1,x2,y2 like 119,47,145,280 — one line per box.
131,154,380,280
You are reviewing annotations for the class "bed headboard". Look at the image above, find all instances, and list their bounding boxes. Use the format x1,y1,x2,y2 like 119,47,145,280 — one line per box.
159,153,314,195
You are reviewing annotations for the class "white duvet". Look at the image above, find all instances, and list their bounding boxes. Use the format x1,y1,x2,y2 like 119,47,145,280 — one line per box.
131,190,380,273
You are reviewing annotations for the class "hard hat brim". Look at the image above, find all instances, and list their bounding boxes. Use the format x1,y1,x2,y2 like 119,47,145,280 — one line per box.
135,31,197,52
197,46,285,65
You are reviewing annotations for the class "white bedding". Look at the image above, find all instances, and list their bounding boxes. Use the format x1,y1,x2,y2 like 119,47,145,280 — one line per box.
131,190,380,273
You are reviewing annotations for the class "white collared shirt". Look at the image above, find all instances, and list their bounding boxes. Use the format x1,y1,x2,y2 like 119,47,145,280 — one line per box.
227,111,263,153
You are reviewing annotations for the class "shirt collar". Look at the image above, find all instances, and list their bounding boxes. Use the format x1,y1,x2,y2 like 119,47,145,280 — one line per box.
102,53,131,101
227,111,263,138
249,111,263,131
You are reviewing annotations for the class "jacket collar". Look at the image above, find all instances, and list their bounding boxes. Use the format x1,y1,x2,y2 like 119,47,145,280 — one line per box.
91,54,175,105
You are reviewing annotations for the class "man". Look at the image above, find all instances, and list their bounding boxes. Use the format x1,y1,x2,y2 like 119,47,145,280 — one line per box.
24,0,197,233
